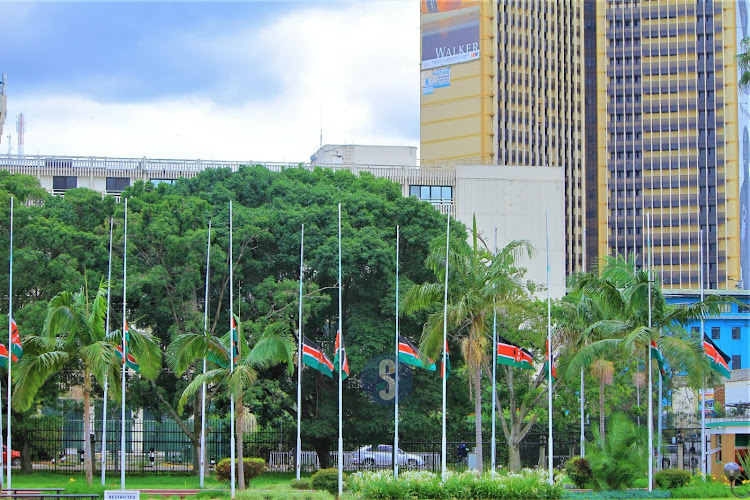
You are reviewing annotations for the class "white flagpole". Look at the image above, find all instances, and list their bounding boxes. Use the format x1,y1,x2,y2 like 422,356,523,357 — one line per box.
101,218,113,486
6,197,12,490
647,213,653,492
229,202,236,500
581,231,586,459
546,209,553,485
296,224,304,481
121,198,128,490
200,221,211,488
394,225,400,479
491,227,497,471
699,229,706,478
337,204,343,498
441,214,450,481
652,213,662,472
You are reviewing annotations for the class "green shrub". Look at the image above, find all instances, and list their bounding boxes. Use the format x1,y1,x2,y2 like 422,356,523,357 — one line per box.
585,413,647,490
67,482,104,500
348,469,563,499
654,468,692,489
671,474,735,498
311,467,344,496
565,456,593,489
290,478,312,490
562,491,671,499
214,457,266,482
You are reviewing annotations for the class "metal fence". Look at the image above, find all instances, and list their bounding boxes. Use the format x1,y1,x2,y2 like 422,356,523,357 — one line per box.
25,419,700,475
25,418,588,475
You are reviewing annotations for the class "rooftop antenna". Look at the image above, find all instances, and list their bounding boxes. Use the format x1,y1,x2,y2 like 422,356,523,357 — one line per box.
6,134,11,156
319,104,323,152
16,113,24,156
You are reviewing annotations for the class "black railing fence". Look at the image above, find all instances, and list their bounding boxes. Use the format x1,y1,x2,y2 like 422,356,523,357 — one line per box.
22,418,701,475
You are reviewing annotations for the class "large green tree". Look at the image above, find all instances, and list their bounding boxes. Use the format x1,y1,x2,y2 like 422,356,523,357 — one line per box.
404,215,533,473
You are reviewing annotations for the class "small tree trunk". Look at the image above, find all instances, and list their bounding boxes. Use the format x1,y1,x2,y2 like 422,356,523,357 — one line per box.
474,368,483,473
236,395,244,489
508,438,522,472
83,366,93,484
20,437,32,474
599,379,605,441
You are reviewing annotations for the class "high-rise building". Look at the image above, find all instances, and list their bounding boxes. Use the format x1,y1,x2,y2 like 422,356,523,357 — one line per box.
420,0,742,289
598,1,738,289
420,0,587,274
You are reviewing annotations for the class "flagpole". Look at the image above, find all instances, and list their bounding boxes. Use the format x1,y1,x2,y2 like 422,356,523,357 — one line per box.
394,225,400,479
229,202,236,500
121,198,127,490
491,227,497,472
101,218,113,486
699,229,706,479
581,231,586,459
337,203,343,499
653,214,663,472
200,221,211,488
441,214,450,481
296,224,304,482
6,196,12,490
647,213,653,492
546,210,553,484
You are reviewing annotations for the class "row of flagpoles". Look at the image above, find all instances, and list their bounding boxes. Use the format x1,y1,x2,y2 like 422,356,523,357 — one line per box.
0,197,734,495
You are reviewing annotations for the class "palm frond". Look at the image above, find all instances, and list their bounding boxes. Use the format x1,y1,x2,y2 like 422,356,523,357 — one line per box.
12,351,69,411
247,323,295,374
166,333,227,375
177,368,228,413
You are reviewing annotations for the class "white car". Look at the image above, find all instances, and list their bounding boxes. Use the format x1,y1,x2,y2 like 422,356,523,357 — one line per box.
348,444,424,468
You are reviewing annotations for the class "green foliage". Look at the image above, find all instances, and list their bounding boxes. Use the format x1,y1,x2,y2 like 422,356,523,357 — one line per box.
654,469,692,489
565,456,593,489
236,491,332,500
348,469,563,499
214,457,266,483
671,474,737,498
562,490,671,499
311,468,344,496
585,413,647,490
290,478,312,490
66,480,105,499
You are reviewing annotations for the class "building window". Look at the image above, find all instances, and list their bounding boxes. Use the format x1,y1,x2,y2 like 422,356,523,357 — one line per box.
52,176,77,191
409,185,453,203
711,327,720,340
106,177,130,193
732,327,741,340
149,179,175,186
732,355,742,370
740,303,750,314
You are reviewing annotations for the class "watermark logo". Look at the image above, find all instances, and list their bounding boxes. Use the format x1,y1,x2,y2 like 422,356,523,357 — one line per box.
360,353,413,406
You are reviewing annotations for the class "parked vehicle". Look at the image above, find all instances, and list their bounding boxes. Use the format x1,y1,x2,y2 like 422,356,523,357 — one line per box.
348,445,424,468
3,445,20,466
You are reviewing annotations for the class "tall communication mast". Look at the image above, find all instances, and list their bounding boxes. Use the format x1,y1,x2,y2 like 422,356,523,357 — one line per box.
0,74,7,144
16,113,24,156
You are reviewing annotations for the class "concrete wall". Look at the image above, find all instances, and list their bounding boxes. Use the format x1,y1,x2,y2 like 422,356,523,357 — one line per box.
453,165,566,298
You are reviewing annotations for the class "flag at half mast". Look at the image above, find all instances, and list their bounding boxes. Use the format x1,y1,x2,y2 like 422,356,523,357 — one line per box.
334,330,349,380
441,339,451,379
650,339,666,376
703,334,731,379
301,336,334,378
496,336,534,370
0,317,22,367
398,335,436,371
544,339,556,382
116,321,140,372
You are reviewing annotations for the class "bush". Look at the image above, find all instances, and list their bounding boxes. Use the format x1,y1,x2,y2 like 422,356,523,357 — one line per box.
565,456,593,489
654,468,692,489
348,469,563,499
214,457,266,482
562,491,671,499
311,467,345,496
290,478,312,490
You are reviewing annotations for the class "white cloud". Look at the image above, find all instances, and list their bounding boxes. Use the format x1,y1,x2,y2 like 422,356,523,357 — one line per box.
4,1,420,163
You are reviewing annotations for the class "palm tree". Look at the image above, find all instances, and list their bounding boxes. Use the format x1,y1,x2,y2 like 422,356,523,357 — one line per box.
403,215,532,473
168,318,294,489
564,255,726,416
12,283,162,484
589,359,614,440
738,37,750,92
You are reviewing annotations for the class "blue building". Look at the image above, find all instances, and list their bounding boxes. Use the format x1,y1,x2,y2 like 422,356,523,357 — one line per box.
664,290,750,372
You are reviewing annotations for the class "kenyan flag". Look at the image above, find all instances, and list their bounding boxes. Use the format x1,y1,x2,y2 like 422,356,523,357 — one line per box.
9,317,22,361
398,335,436,371
650,339,666,376
334,330,350,380
116,321,140,372
544,339,556,382
301,336,334,378
441,339,451,379
703,334,731,378
496,336,534,370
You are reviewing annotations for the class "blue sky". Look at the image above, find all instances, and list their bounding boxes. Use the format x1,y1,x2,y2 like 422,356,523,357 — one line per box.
0,1,419,161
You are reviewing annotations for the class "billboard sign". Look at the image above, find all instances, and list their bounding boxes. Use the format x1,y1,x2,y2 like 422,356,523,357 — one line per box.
421,0,480,70
739,0,750,289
